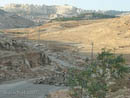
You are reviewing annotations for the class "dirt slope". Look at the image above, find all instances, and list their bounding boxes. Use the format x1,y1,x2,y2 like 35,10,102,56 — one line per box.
3,16,130,54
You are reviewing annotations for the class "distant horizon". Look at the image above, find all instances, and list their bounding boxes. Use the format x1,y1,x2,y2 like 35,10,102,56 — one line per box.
0,3,128,12
0,3,129,12
0,0,130,11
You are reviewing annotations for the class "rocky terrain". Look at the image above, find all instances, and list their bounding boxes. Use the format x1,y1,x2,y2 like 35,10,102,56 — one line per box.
3,14,130,81
0,32,49,82
1,6,130,97
0,9,35,29
45,88,130,98
0,31,86,97
0,31,86,83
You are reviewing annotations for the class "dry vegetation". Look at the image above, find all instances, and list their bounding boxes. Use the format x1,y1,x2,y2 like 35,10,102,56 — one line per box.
3,15,130,63
2,15,130,98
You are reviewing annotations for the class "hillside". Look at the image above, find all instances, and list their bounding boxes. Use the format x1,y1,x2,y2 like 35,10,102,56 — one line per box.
1,8,130,98
0,9,35,29
4,15,130,55
1,4,86,23
41,16,130,55
1,4,130,24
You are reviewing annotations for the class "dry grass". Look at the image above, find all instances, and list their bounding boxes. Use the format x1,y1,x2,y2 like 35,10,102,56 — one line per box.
3,16,130,61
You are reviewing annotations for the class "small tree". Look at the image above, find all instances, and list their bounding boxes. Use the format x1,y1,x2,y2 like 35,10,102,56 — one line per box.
67,49,130,98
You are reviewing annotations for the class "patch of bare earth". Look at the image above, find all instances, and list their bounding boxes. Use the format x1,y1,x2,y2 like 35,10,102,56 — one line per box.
46,89,71,98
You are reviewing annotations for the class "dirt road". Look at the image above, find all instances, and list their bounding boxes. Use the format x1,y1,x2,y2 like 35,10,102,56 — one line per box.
0,79,64,98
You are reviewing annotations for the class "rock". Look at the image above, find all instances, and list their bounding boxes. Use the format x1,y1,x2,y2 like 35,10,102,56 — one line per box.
33,77,46,84
24,59,31,68
0,37,29,51
33,71,66,86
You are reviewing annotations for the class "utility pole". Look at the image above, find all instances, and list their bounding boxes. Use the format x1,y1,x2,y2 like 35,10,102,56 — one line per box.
91,42,94,64
27,11,30,42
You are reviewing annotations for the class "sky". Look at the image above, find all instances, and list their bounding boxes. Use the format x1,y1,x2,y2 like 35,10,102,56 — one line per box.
0,0,130,11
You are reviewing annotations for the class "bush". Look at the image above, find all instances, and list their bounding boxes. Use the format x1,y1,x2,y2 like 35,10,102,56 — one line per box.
67,49,130,98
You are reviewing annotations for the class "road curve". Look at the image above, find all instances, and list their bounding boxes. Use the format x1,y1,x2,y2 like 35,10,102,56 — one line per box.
0,79,64,98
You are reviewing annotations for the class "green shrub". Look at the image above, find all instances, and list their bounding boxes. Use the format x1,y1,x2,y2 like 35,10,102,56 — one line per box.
52,13,116,22
67,49,130,98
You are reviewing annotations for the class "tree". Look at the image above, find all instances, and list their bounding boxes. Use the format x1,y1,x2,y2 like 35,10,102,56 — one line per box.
67,49,130,98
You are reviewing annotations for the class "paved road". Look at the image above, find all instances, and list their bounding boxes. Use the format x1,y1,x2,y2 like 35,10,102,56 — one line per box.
0,79,64,98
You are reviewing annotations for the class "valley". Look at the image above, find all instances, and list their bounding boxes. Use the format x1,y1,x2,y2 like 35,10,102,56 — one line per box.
1,3,130,98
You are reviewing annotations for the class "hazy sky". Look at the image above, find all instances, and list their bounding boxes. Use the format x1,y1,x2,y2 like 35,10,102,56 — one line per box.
0,0,130,11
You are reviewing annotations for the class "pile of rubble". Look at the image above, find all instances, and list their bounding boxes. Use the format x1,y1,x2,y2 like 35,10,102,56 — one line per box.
33,71,67,86
0,51,52,82
0,36,28,51
0,33,53,82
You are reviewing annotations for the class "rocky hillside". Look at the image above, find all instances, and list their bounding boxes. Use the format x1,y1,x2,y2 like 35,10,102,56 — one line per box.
0,9,35,29
0,29,86,83
1,4,87,23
